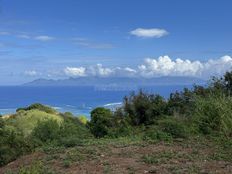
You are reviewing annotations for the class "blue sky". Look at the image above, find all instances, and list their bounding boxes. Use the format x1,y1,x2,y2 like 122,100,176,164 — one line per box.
0,0,232,84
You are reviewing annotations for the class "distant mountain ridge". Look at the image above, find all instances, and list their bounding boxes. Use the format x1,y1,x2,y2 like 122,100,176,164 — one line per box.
23,76,206,90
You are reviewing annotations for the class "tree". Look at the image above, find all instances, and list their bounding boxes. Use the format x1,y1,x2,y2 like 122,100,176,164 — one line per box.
123,90,167,125
87,107,113,138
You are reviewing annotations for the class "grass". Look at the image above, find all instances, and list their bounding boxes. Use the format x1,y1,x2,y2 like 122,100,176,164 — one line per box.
5,109,63,136
142,151,178,164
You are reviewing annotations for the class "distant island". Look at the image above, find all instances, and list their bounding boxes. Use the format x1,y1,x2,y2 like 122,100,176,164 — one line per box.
23,76,206,90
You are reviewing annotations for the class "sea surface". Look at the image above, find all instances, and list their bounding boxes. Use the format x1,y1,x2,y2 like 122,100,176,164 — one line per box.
0,85,191,118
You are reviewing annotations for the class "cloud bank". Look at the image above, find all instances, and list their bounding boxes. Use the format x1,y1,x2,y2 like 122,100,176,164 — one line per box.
63,55,232,79
130,28,168,38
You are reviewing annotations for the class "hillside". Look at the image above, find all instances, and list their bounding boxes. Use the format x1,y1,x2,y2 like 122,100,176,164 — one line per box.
4,109,63,136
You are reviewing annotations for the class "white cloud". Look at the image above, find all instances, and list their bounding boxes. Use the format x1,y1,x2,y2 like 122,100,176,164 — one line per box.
64,64,137,78
62,55,232,79
64,67,86,77
138,55,232,78
24,70,38,76
87,64,113,77
130,28,168,38
34,35,55,41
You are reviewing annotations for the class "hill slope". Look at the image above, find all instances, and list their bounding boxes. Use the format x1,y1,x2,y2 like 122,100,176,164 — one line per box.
5,109,63,136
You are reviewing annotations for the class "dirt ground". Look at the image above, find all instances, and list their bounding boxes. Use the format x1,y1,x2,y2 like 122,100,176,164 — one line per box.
1,139,232,174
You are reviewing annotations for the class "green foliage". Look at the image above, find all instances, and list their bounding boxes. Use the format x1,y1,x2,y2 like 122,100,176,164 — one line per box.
123,90,167,125
143,126,172,141
107,119,133,138
193,94,232,137
31,119,60,143
57,115,92,147
78,115,88,125
32,115,92,145
0,127,34,166
157,117,189,138
142,151,176,164
168,88,195,116
5,109,63,136
87,107,113,138
16,103,57,114
14,161,55,174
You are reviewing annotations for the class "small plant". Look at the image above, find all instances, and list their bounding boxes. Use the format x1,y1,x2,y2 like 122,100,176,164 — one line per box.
63,159,72,168
142,151,177,164
18,161,55,174
144,126,172,141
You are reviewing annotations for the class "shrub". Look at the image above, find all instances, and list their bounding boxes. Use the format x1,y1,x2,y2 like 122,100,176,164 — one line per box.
87,107,113,138
31,119,60,143
157,117,189,138
193,95,232,137
123,90,167,125
143,126,172,141
16,103,56,114
57,116,92,146
0,128,34,166
107,119,133,138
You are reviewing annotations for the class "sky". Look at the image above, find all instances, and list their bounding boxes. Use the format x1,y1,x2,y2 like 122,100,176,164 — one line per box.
0,0,232,85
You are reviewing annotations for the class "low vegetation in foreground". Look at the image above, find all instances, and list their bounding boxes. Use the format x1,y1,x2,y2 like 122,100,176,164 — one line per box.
1,72,232,173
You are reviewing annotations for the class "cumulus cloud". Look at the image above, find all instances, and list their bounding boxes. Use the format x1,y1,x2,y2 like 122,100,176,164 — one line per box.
138,55,232,78
63,55,232,79
64,67,86,77
63,64,137,78
130,28,168,38
34,35,55,41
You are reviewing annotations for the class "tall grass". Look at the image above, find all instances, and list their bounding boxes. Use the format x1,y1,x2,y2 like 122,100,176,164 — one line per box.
193,94,232,137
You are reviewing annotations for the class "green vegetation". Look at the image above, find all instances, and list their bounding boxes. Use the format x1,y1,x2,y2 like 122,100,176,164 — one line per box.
16,103,57,114
1,71,232,173
5,109,63,136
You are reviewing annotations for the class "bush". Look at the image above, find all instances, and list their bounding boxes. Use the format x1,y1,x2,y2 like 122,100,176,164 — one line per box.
16,103,56,114
107,119,133,138
0,128,34,166
31,119,60,143
87,107,113,138
123,90,167,125
59,116,90,137
157,117,189,138
144,126,172,141
193,95,232,137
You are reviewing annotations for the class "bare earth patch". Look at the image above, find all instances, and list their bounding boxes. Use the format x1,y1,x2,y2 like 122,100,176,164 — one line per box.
1,139,232,174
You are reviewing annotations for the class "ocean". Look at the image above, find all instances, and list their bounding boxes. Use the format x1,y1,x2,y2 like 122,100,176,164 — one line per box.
0,85,191,118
